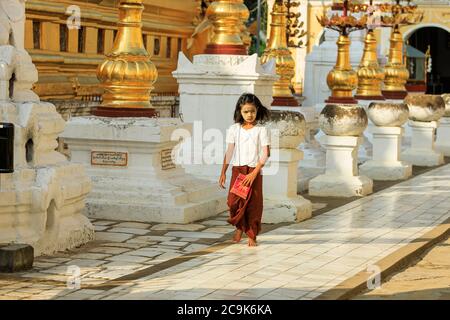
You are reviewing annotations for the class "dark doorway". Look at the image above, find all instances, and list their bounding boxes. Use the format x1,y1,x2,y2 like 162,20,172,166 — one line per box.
408,27,450,94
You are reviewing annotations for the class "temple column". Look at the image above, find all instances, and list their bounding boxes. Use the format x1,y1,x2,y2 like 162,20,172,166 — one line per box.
309,104,373,197
360,102,412,180
263,110,312,223
401,95,445,166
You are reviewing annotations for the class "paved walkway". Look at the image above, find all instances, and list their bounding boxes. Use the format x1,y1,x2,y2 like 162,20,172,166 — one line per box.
1,164,449,300
355,234,450,300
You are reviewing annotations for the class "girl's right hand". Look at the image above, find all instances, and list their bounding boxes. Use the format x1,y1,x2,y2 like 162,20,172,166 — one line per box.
219,173,226,189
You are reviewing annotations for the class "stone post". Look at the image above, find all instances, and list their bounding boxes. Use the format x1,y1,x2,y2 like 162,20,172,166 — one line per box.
436,94,450,156
436,118,450,157
402,121,444,166
401,95,445,166
360,102,412,180
263,110,312,223
309,104,373,197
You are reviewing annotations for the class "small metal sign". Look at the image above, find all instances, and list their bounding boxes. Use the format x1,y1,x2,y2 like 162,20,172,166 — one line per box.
161,148,175,170
91,151,128,167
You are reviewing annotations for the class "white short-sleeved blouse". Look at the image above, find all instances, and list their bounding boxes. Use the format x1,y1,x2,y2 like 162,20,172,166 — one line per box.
225,123,270,168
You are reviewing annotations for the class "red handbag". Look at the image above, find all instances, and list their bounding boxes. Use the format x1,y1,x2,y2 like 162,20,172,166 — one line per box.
230,173,251,199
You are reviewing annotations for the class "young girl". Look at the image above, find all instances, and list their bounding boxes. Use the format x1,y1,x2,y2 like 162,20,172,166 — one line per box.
219,93,270,247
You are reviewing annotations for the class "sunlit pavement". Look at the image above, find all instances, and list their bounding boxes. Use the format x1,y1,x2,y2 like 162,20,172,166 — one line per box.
1,164,449,300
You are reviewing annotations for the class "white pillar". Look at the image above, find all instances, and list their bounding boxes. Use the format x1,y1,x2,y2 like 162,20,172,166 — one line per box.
360,126,412,180
265,149,301,198
263,148,312,223
297,106,326,192
436,118,450,156
309,135,373,197
401,120,444,166
261,111,312,223
356,100,374,162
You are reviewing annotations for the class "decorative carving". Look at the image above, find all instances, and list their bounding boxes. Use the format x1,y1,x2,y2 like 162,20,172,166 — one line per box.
285,0,307,48
355,30,385,99
317,1,366,103
319,103,368,136
261,0,298,106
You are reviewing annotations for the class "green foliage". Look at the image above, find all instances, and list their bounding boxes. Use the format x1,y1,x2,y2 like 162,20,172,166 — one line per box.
244,0,268,56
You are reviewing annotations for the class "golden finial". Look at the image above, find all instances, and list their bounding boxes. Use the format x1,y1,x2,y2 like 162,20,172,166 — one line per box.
95,0,158,117
261,0,298,106
204,0,249,55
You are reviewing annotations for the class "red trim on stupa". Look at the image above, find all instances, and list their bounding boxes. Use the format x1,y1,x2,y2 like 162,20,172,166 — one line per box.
204,44,247,55
271,96,300,107
355,95,386,101
405,83,426,93
93,107,158,118
325,96,358,104
382,90,408,100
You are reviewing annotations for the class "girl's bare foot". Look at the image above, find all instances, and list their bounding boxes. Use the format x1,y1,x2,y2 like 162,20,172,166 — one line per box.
248,238,257,247
232,229,243,243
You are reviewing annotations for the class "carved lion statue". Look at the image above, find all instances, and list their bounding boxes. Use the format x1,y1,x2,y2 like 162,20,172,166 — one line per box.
0,0,39,102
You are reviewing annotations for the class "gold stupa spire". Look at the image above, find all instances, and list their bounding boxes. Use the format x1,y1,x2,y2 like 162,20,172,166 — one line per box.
317,0,366,103
382,26,409,99
380,0,423,99
355,30,385,100
95,0,158,117
261,0,298,106
204,0,249,55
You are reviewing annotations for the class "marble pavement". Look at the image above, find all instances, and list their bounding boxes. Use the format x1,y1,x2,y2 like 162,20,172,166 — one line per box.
0,163,449,300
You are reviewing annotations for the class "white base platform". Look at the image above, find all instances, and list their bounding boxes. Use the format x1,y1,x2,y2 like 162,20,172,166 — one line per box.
360,160,412,181
298,108,325,192
401,120,444,167
401,149,444,167
358,134,373,164
263,197,312,224
308,135,373,197
309,175,373,197
297,167,325,192
436,118,450,157
61,116,227,224
436,145,450,157
359,126,412,180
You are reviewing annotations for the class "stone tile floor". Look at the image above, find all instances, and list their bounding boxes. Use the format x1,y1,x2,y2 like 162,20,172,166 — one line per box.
0,217,238,300
0,164,449,300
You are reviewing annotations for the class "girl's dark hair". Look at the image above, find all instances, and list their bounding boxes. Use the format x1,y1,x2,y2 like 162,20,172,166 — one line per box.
233,93,270,124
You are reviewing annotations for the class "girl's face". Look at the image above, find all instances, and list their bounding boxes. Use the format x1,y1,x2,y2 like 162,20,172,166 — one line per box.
240,103,257,124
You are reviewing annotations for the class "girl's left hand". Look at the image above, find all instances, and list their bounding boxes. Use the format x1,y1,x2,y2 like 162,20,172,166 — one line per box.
242,172,257,187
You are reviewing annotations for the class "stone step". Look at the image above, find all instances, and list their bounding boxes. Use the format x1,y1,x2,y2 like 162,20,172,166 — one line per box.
88,189,189,206
167,176,225,201
88,176,224,206
88,185,226,208
86,192,227,224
